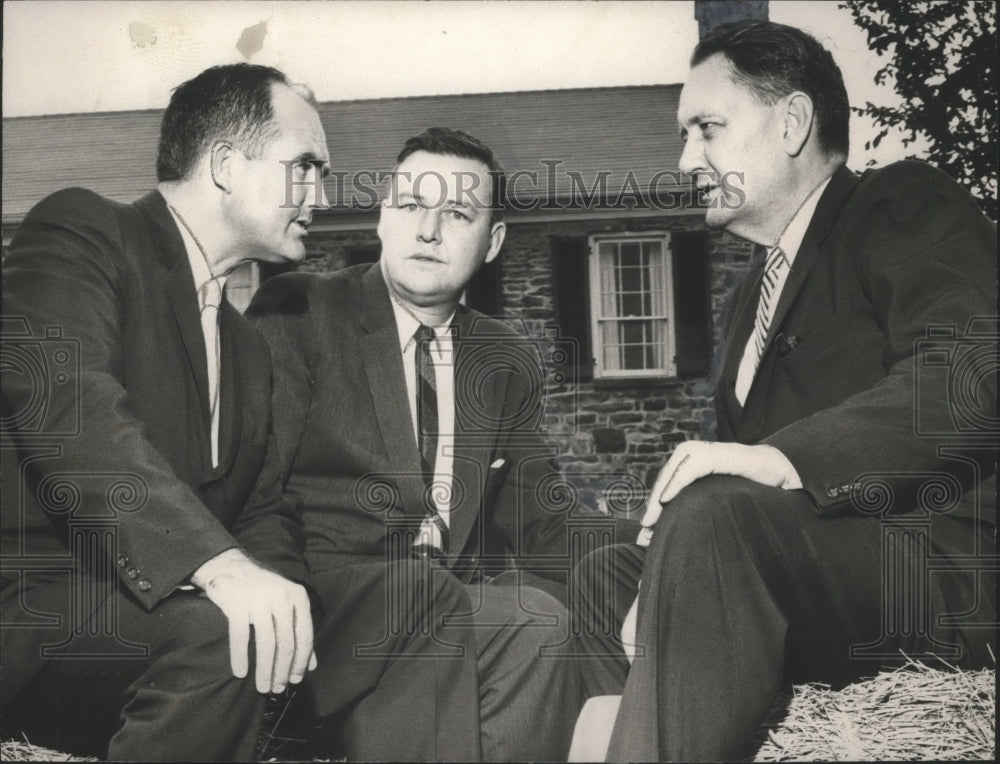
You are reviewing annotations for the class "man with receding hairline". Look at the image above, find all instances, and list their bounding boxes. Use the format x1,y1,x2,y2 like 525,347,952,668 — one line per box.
573,20,996,762
2,63,328,760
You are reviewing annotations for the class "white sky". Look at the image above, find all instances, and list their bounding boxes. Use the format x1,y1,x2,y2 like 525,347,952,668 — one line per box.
3,0,925,166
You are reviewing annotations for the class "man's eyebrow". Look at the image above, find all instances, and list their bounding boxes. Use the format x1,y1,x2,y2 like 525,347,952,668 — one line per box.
678,112,721,137
294,152,331,177
396,191,478,210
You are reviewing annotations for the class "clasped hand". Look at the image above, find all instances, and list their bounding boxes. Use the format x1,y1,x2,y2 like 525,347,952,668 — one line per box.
636,441,801,547
191,548,316,693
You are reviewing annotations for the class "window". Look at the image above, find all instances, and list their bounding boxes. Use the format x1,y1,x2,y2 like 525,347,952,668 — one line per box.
552,231,711,382
224,262,259,314
588,234,675,378
463,257,503,316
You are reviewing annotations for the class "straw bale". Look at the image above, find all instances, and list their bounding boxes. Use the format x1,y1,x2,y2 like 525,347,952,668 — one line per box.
3,659,993,762
0,736,98,761
754,657,995,761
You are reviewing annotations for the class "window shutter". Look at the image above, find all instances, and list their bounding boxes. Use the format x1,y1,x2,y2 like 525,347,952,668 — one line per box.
551,236,593,381
670,230,712,378
465,258,503,316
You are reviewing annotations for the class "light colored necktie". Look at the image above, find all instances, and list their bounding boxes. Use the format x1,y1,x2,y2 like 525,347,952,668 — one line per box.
199,278,223,467
735,247,788,405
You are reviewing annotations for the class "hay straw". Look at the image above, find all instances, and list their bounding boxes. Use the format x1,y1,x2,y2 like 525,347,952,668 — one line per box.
0,735,98,761
754,657,996,761
4,657,993,762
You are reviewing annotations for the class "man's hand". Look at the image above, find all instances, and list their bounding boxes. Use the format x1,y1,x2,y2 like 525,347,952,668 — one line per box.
191,548,316,693
621,586,639,665
637,442,802,546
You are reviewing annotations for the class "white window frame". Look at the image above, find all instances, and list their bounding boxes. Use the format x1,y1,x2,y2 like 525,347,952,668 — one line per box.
224,262,260,314
588,232,676,379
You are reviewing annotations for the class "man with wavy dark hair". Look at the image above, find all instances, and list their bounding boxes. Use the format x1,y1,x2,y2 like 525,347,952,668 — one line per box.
248,126,592,761
1,63,328,760
574,20,996,762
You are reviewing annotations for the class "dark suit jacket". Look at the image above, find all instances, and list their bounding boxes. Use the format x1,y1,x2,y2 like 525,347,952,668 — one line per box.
1,188,307,615
247,263,594,590
715,162,997,522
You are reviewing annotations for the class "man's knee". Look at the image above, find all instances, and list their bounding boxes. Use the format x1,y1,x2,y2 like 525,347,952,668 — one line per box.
384,559,472,619
487,582,571,653
655,474,774,544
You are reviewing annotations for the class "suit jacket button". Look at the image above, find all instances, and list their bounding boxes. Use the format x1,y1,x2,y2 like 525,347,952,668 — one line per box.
116,555,129,568
826,487,839,498
137,580,152,592
126,567,140,580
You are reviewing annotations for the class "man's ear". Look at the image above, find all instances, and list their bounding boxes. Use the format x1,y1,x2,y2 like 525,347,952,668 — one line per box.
376,198,390,241
484,221,506,264
782,91,814,157
210,141,235,193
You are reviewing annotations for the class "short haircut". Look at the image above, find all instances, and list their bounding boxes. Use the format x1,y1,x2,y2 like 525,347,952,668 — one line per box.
157,63,315,182
692,20,850,159
393,127,506,223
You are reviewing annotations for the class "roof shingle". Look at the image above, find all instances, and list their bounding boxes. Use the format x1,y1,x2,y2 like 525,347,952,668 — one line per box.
3,84,683,224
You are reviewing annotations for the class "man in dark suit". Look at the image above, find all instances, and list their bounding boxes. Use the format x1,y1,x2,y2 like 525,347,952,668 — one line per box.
247,127,591,761
1,64,329,760
573,20,997,762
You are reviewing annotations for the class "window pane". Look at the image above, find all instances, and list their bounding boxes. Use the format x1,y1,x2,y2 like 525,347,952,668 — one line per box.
652,319,666,368
599,245,618,317
601,322,622,370
622,320,650,369
620,242,640,267
644,241,665,315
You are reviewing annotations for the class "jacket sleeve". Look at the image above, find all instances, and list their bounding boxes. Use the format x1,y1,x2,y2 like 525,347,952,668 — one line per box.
764,163,997,515
244,272,317,487
2,189,239,608
229,422,311,591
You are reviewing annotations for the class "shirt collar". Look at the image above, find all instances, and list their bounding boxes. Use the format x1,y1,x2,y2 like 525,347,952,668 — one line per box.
388,296,455,354
167,206,228,297
774,175,832,265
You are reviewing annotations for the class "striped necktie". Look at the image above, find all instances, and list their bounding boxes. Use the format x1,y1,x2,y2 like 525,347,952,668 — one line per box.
735,247,788,405
414,324,449,555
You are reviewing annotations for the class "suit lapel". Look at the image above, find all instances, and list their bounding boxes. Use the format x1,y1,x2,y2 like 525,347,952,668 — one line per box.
212,304,244,476
756,166,860,365
445,309,488,561
715,253,766,435
358,266,426,518
722,167,861,426
135,192,212,425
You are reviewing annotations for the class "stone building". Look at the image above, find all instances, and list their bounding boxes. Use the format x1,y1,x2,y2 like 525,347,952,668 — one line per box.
2,85,757,512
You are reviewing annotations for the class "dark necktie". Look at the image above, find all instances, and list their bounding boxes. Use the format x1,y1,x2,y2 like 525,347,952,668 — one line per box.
414,324,449,554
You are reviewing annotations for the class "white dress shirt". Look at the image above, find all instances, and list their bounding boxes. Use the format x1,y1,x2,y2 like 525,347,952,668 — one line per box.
168,208,227,467
389,299,457,527
734,177,831,406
